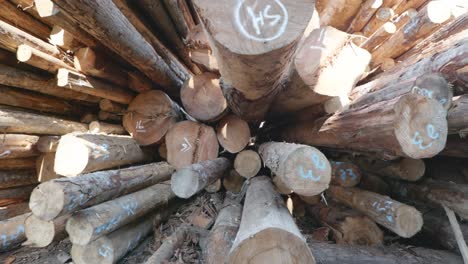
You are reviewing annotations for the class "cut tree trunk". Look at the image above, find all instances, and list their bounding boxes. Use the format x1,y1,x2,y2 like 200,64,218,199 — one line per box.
371,158,425,181
362,7,395,37
36,152,60,182
34,0,60,17
448,95,468,134
194,0,315,120
0,170,38,189
0,202,30,221
123,90,182,146
52,0,183,92
281,94,448,159
171,157,231,198
16,44,74,74
223,170,245,193
234,150,262,179
216,115,250,153
66,182,174,245
180,72,227,122
316,0,364,31
308,202,384,245
360,22,396,51
54,133,150,177
0,134,39,159
0,185,36,207
165,120,219,169
24,214,68,247
347,0,383,33
29,162,173,221
228,176,315,263
0,212,29,252
88,121,127,135
330,161,362,187
327,186,423,237
258,142,331,196
49,25,83,52
0,158,36,170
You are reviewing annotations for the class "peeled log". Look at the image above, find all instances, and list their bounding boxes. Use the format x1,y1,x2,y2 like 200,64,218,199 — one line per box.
123,90,182,146
234,150,261,179
216,115,250,154
181,73,227,122
282,94,448,159
29,162,173,221
0,134,39,159
0,213,28,252
360,22,396,51
448,95,468,134
362,7,395,37
16,44,74,73
24,214,68,247
165,120,219,169
171,158,231,198
330,161,362,187
259,142,331,197
228,176,315,263
54,133,150,177
194,0,315,119
309,202,384,246
327,186,423,238
49,25,83,52
66,182,174,245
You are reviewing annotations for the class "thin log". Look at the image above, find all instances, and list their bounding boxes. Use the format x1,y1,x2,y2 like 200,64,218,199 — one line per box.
36,152,59,182
17,43,73,73
0,1,51,40
123,90,182,146
234,150,261,179
347,0,383,33
317,0,364,30
165,120,219,169
362,7,395,37
330,161,362,187
448,95,468,134
24,214,68,247
49,25,83,52
88,121,127,135
281,94,448,159
0,134,39,159
54,133,150,177
0,185,36,207
360,22,396,51
394,0,428,14
36,136,59,153
171,158,231,198
0,202,30,221
29,161,173,221
99,99,125,114
0,213,28,252
216,115,250,154
391,8,418,29
0,170,38,189
180,73,227,122
228,176,315,263
162,0,197,39
66,182,174,245
0,157,36,170
327,186,423,237
258,142,331,196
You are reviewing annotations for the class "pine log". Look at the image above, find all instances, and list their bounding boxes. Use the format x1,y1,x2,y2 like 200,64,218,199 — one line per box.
259,142,331,196
24,213,68,247
271,26,371,116
0,64,101,103
189,49,219,73
88,121,127,135
0,134,39,159
0,212,28,252
54,133,150,177
282,94,448,159
362,7,395,37
52,0,183,92
223,170,245,194
421,210,468,252
316,0,364,30
0,157,36,170
234,150,261,179
49,25,83,52
162,0,196,39
328,186,423,237
66,182,174,245
308,241,463,264
57,69,135,104
171,157,231,198
0,106,89,135
165,120,219,169
387,179,468,219
0,85,85,117
0,1,50,41
36,136,59,153
372,158,425,181
0,202,30,221
29,162,173,221
360,22,396,51
99,99,125,114
309,202,384,245
123,90,182,146
36,152,59,182
216,115,250,154
394,0,428,14
347,0,383,33
391,8,418,29
181,73,227,122
228,176,315,263
0,185,36,207
194,0,315,119
330,161,362,187
371,1,453,65
448,95,468,134
204,195,242,264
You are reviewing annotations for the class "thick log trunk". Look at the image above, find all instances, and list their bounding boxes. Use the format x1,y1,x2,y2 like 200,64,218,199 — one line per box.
0,158,36,170
180,73,227,122
362,7,395,37
347,0,383,32
0,185,36,207
0,170,37,189
16,44,74,73
216,115,250,154
24,214,68,247
0,213,28,252
259,142,331,196
162,0,196,39
0,134,39,159
394,0,428,14
36,152,60,182
309,202,384,246
316,0,363,30
165,120,219,169
234,150,262,179
52,0,183,91
330,161,362,187
204,196,242,264
360,22,396,51
29,162,173,221
171,157,231,198
0,202,30,221
0,1,50,40
194,0,315,120
327,186,423,237
228,176,315,263
281,94,448,159
448,95,468,134
123,90,182,146
34,0,59,17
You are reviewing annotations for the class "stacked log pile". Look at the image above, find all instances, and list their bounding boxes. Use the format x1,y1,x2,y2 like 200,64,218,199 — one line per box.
0,0,467,263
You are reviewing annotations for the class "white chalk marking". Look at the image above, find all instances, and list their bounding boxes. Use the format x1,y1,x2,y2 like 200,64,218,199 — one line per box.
180,137,192,153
